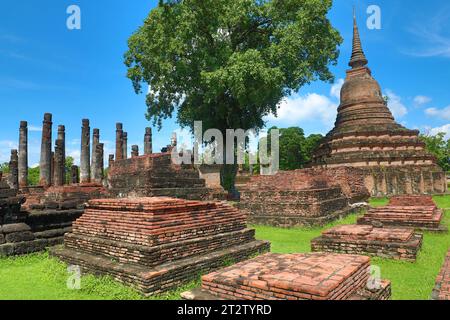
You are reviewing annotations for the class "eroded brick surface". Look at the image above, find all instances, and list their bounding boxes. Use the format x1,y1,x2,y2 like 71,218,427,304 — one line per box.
311,224,422,261
238,169,365,227
432,250,450,300
311,16,446,196
200,253,390,300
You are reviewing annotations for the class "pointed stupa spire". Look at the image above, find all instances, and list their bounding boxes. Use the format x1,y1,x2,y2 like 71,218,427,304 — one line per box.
349,9,368,69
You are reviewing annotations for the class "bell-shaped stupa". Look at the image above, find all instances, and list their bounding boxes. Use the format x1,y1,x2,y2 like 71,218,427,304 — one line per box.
312,14,446,196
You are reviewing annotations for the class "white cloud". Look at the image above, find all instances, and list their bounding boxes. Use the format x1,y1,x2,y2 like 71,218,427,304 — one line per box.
66,149,80,165
0,140,17,163
267,93,338,127
28,125,42,132
425,105,450,120
385,89,408,118
413,95,432,107
330,78,344,100
429,124,450,139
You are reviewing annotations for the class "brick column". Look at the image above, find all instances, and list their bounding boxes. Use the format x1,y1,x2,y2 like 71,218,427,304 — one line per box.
9,150,19,190
71,165,80,184
92,142,104,183
115,123,123,161
18,121,28,188
91,128,99,179
57,125,66,184
53,139,64,186
108,154,114,168
144,127,152,155
80,119,91,183
122,132,128,159
131,145,139,158
39,113,52,187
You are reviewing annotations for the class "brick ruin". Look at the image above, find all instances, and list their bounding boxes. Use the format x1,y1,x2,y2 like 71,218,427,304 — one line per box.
311,16,446,196
237,168,369,227
311,195,443,261
1,172,83,256
107,124,225,200
181,253,391,300
432,250,450,300
51,197,270,296
311,224,423,261
357,195,445,232
3,113,230,257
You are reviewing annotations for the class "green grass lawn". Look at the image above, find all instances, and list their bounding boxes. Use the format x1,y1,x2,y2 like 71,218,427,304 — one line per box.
1,196,449,300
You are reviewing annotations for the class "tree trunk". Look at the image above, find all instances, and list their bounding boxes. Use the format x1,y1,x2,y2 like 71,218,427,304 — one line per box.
220,163,239,199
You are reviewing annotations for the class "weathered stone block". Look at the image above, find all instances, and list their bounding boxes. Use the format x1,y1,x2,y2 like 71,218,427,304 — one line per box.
5,231,35,243
1,223,31,234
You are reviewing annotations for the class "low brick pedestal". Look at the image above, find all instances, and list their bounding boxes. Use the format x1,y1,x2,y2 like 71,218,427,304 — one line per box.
358,206,445,232
51,197,269,296
311,225,422,261
182,253,391,300
238,169,362,227
432,250,450,300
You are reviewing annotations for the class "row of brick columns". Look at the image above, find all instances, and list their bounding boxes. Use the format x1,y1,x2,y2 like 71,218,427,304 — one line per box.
9,114,155,190
110,123,153,164
11,114,105,189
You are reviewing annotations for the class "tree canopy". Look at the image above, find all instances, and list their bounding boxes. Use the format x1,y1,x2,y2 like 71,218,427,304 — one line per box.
420,133,450,172
124,0,341,192
263,126,323,170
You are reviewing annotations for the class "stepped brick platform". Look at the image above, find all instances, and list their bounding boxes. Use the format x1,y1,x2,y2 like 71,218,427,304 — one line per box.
311,225,422,261
432,250,450,300
181,253,391,300
357,196,445,232
51,197,270,296
237,169,365,227
108,153,225,200
311,16,446,196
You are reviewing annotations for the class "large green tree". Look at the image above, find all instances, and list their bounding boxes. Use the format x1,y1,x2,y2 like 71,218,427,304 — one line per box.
265,126,323,170
125,0,341,193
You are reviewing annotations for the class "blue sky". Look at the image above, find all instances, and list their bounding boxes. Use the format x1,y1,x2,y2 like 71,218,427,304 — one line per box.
1,0,449,166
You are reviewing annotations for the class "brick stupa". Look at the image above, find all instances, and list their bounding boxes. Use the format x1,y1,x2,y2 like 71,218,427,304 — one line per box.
182,253,391,300
312,15,446,196
52,197,270,296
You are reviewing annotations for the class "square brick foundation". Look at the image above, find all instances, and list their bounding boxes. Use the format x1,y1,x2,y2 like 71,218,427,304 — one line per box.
311,225,423,261
51,197,269,296
182,253,391,300
432,250,450,300
357,206,445,232
237,170,360,228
